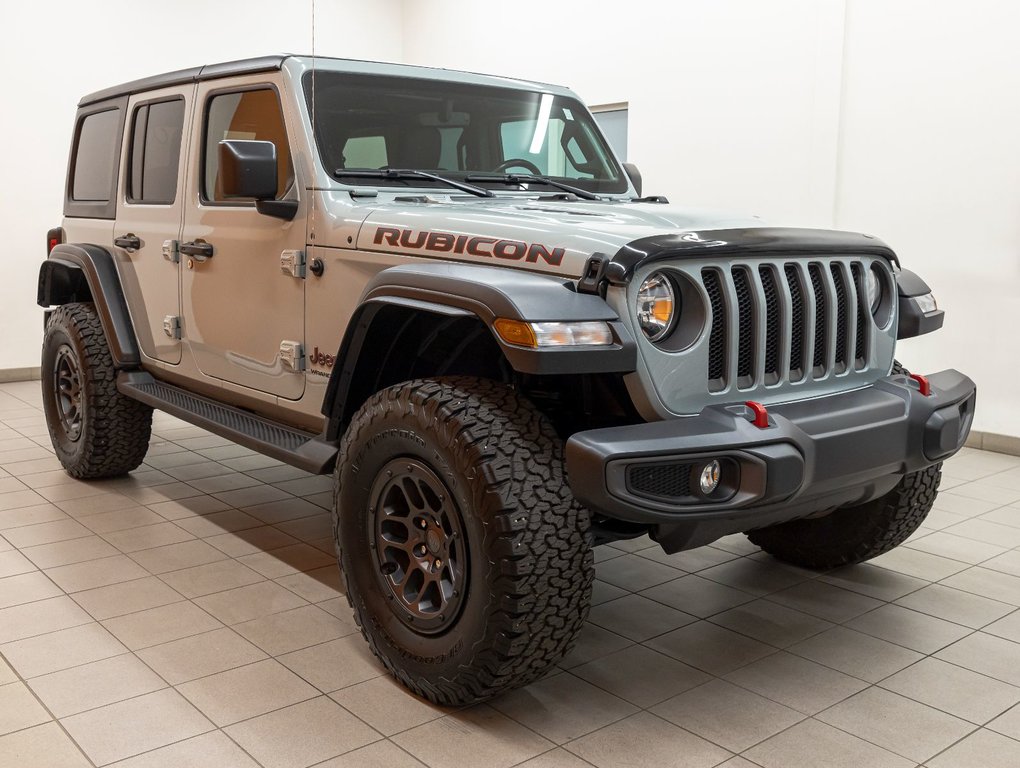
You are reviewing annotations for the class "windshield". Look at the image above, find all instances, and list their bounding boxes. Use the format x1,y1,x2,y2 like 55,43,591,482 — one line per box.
303,72,628,194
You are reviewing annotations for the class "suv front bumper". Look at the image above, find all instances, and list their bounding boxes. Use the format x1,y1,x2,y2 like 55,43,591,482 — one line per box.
566,370,976,552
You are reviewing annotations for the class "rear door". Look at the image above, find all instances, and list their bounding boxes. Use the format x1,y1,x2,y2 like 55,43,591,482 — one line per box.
114,86,193,364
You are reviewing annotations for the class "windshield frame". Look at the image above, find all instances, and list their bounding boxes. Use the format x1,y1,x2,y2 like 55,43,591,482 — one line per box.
301,70,630,196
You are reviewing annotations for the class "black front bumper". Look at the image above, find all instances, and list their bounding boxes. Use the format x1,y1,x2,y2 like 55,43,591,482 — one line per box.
566,370,976,552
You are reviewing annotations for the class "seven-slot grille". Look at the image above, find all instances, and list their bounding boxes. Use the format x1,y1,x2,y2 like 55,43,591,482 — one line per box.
702,259,873,392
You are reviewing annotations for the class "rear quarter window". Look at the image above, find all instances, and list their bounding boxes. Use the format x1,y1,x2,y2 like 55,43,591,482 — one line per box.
72,109,120,201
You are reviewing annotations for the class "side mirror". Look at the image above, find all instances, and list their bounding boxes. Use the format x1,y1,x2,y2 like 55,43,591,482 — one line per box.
623,162,642,197
218,140,297,220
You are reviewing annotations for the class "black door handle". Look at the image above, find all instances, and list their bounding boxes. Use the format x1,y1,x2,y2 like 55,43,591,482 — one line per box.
179,241,214,260
114,234,141,251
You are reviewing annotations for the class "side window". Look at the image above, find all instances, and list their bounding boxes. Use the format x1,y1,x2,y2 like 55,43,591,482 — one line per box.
204,89,293,202
128,98,185,204
71,109,121,201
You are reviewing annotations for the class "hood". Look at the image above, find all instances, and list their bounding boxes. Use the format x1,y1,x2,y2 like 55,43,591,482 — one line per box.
345,196,763,278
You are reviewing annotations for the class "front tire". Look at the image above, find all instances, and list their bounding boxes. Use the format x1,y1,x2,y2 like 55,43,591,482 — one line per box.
41,303,153,478
334,377,593,705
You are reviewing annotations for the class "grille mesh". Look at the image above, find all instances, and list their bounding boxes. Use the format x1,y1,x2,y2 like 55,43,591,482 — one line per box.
785,264,805,381
628,463,693,500
851,262,868,366
703,269,726,385
732,268,754,379
830,264,849,368
760,266,780,379
809,264,827,370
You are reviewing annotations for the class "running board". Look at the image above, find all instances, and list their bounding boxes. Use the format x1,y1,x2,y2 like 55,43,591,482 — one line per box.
117,372,338,474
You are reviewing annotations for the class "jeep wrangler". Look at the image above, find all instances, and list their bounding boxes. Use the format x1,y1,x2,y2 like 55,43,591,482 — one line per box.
38,55,976,705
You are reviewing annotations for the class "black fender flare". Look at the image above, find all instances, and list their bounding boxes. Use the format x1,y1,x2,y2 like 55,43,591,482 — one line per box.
321,263,637,430
37,244,140,368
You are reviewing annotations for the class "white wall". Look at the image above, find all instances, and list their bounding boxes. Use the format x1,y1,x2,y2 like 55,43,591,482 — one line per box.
0,0,403,370
3,0,1017,437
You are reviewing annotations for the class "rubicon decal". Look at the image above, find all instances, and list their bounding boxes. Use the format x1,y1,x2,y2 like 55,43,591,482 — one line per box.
373,227,565,267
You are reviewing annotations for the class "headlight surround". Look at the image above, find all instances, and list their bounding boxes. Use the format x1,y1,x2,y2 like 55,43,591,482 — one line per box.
636,272,678,342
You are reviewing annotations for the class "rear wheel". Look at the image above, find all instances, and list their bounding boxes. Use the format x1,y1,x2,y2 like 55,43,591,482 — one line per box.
41,303,152,478
334,377,593,705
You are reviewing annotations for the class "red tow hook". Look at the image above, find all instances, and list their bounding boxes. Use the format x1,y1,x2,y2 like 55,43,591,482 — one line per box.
744,400,770,428
909,373,932,397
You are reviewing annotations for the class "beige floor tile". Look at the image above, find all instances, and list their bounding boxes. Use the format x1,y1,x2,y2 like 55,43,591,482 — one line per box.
0,571,62,609
647,620,776,676
0,502,67,530
274,513,332,542
34,482,111,503
587,593,696,642
0,681,51,735
145,495,231,521
117,482,203,505
595,553,684,591
314,739,426,768
904,529,1009,563
275,566,343,603
0,489,48,512
243,497,323,525
0,722,91,768
572,645,711,708
936,632,1020,686
194,580,306,625
80,507,164,534
205,526,299,558
331,676,447,737
225,695,379,768
946,518,1020,548
491,672,637,744
557,622,633,669
236,543,336,579
174,509,262,538
138,627,267,684
71,576,182,620
0,658,13,686
27,653,165,717
395,705,553,768
819,562,929,602
652,678,804,753
894,583,1015,628
158,558,263,598
102,522,194,553
1,518,90,549
102,599,222,650
128,538,229,574
765,580,884,623
983,549,1020,578
233,604,351,656
639,574,756,618
986,610,1020,643
278,635,384,693
988,703,1020,739
941,567,1020,607
1,621,127,678
699,557,809,597
710,600,833,648
724,651,867,715
106,730,260,768
845,603,972,654
62,687,213,765
210,483,285,506
744,717,914,768
881,657,1020,724
21,535,120,568
177,658,318,726
45,555,149,593
564,711,730,768
0,595,92,644
817,686,975,763
927,728,1020,768
786,625,923,683
54,492,140,517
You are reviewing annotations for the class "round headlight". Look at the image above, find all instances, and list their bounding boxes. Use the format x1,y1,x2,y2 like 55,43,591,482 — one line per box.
865,267,882,313
636,272,677,342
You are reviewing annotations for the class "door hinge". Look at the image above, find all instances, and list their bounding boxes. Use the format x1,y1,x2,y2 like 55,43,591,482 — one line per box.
279,340,305,371
162,239,180,264
163,315,181,340
280,249,305,278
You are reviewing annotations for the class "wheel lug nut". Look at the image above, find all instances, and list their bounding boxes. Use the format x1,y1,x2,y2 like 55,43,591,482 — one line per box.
418,519,427,529
435,559,442,569
414,544,427,557
380,562,397,575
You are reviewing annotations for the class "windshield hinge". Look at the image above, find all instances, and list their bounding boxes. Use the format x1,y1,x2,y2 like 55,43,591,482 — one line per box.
577,253,609,295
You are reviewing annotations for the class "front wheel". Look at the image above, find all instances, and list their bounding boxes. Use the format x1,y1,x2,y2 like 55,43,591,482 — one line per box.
334,377,593,705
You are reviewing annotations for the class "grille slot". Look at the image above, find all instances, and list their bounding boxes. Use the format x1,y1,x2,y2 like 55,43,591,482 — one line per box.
627,462,693,501
700,258,873,392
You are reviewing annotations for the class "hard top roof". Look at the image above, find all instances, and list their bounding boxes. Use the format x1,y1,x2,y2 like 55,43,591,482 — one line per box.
78,54,571,107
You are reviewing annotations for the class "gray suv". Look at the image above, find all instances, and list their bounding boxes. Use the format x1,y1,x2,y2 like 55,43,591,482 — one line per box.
38,55,976,705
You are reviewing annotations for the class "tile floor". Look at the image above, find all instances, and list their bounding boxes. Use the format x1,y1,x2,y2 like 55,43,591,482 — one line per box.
0,379,1019,767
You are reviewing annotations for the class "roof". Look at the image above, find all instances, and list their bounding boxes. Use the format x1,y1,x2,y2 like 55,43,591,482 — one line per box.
78,54,570,107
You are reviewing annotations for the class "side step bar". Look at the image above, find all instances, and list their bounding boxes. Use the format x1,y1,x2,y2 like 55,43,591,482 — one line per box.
118,372,338,474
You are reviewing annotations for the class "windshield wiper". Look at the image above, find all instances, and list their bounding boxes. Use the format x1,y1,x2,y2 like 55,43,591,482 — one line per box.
333,168,494,198
465,173,601,201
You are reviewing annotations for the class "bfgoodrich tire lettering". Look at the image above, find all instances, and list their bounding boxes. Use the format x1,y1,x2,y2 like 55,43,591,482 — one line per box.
334,377,593,705
41,303,152,478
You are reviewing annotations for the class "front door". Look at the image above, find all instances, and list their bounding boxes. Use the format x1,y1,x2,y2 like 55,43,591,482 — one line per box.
180,80,305,400
114,85,193,364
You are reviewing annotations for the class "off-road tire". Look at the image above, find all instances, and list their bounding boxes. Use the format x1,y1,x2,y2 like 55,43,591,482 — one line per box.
41,303,152,478
333,377,593,705
748,461,942,569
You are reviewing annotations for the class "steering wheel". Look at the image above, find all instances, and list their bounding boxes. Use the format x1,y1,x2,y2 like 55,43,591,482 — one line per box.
493,158,542,175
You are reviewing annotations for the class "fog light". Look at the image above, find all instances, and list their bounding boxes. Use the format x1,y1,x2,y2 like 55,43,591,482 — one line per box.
699,460,721,495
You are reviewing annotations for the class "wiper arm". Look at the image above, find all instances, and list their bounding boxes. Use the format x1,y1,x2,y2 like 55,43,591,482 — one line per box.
333,168,494,198
465,173,601,201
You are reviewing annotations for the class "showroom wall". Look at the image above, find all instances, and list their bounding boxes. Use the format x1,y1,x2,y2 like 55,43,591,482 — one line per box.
2,0,1017,437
